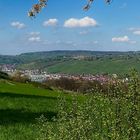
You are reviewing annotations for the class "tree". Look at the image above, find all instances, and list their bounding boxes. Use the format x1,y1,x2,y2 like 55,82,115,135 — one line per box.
11,71,30,83
28,0,112,18
0,71,9,80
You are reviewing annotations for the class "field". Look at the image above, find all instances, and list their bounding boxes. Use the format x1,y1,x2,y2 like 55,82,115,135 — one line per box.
0,80,76,140
46,59,140,74
0,78,139,140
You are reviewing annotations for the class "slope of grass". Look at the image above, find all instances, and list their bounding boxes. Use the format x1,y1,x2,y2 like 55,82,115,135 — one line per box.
0,80,77,140
0,79,139,139
47,59,140,74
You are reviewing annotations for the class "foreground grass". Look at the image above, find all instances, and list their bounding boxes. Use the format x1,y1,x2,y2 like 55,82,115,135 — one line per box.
0,79,139,140
0,80,79,140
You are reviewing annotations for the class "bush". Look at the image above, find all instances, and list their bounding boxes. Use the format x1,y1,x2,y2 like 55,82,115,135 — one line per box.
31,81,53,90
11,71,30,83
43,78,102,94
44,78,78,91
36,70,140,140
0,71,9,80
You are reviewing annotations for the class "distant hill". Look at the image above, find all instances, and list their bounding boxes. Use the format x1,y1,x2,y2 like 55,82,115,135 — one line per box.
0,55,21,64
0,50,140,74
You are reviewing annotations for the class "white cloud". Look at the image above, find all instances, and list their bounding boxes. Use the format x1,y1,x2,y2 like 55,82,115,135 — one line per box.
64,17,98,28
112,35,136,44
28,37,41,42
11,21,25,29
133,30,140,35
112,36,129,42
43,19,58,27
128,27,140,35
28,31,41,43
29,32,40,36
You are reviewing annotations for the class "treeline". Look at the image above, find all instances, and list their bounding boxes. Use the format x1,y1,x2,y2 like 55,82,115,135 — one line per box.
42,77,128,95
0,71,30,83
43,78,98,93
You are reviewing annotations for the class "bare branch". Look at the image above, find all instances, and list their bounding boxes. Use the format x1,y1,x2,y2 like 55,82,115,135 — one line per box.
28,0,112,18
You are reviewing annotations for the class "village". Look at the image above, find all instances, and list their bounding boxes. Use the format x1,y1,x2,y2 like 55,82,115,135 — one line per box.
0,64,122,83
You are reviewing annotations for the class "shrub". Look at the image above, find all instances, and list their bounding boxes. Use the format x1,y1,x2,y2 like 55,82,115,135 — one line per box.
43,78,102,94
0,71,9,80
36,70,140,140
11,71,30,83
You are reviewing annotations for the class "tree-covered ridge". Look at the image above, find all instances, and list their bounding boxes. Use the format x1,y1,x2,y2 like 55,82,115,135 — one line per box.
1,51,140,74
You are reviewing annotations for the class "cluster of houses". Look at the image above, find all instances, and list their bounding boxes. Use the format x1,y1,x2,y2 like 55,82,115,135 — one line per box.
0,64,16,73
0,64,126,84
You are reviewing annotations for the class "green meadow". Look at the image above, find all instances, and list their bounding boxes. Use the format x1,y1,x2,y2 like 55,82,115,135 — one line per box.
0,80,74,140
0,79,139,140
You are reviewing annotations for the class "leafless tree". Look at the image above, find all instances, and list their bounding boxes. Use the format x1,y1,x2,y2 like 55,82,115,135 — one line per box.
28,0,112,18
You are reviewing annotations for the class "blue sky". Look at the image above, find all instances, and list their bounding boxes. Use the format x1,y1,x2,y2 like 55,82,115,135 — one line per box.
0,0,140,55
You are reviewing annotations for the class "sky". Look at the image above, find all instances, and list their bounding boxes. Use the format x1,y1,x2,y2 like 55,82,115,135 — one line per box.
0,0,140,55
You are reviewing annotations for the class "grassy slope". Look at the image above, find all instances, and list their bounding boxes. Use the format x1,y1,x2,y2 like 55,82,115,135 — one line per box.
47,59,140,74
0,80,79,140
0,80,139,139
